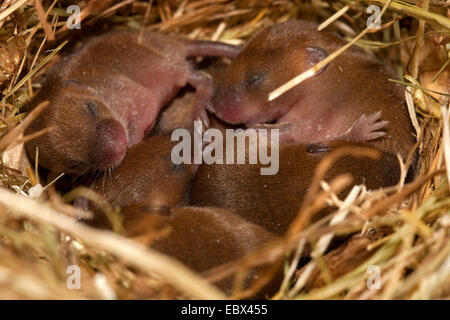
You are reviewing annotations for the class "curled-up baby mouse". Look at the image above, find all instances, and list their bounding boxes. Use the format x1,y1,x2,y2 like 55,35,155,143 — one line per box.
210,20,415,160
78,135,196,228
25,29,240,175
122,204,282,298
191,141,402,235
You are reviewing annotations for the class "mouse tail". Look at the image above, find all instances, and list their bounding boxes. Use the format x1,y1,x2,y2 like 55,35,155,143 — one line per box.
185,40,241,59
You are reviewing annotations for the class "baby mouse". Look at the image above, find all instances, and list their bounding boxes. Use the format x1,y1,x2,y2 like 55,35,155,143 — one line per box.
210,20,415,160
122,204,281,298
25,29,240,175
76,134,196,228
191,141,402,235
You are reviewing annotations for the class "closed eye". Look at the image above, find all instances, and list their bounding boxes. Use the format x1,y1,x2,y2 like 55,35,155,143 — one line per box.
84,101,98,118
246,74,264,87
69,161,87,171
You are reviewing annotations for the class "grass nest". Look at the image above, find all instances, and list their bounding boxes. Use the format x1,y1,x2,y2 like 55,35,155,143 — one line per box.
0,0,449,299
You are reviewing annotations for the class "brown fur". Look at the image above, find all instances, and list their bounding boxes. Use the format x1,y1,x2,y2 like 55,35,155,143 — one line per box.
190,142,401,235
122,205,281,298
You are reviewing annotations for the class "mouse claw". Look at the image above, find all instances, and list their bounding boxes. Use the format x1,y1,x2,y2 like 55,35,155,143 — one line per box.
73,196,90,222
345,111,389,142
195,107,210,129
193,99,210,132
74,196,89,210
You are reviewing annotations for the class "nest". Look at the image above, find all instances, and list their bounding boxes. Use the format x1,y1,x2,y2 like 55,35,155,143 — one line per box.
0,0,449,299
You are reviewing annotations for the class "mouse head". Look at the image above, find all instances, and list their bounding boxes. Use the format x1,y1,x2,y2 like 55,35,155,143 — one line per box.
92,135,196,208
25,80,128,175
211,24,328,126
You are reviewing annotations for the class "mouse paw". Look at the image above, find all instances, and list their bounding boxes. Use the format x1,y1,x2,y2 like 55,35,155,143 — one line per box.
194,105,210,131
346,111,389,142
74,196,89,210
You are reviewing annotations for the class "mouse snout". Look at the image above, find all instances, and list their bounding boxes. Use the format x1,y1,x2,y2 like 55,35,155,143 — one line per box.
92,119,128,169
212,91,248,124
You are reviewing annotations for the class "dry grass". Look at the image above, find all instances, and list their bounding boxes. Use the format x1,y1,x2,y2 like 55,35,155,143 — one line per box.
0,0,449,299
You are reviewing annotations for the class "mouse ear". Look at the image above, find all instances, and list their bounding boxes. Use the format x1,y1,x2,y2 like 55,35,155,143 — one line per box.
59,79,98,96
305,46,329,75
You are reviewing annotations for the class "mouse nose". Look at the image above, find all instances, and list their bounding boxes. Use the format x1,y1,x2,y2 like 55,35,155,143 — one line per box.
92,119,128,170
211,90,244,123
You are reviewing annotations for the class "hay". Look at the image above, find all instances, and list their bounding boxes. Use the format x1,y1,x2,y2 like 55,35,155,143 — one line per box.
0,0,449,299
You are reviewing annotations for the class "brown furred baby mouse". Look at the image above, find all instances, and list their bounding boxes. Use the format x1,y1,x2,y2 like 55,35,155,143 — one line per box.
25,29,240,175
210,20,415,160
190,141,402,235
122,204,281,298
79,135,196,223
